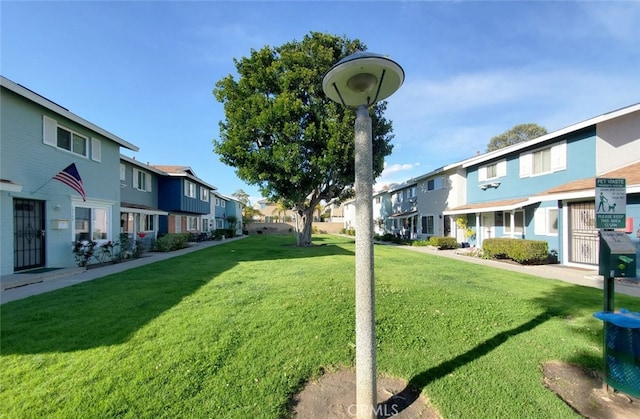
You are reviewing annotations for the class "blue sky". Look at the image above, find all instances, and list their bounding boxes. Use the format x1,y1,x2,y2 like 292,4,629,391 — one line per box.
2,1,639,205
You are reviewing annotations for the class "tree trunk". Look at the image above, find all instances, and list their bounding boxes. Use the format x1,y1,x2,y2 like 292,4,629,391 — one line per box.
296,207,314,247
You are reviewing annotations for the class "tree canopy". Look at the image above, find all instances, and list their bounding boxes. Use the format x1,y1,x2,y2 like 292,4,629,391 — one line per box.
213,32,395,246
486,123,548,152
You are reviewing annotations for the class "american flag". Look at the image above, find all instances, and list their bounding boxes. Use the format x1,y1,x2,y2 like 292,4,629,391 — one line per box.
53,163,86,201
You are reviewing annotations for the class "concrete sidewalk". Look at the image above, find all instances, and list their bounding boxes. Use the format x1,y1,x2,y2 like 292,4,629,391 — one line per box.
398,244,640,298
1,236,247,304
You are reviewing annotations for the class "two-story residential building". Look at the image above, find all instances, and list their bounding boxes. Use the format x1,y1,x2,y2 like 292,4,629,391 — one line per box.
414,163,468,240
151,165,216,237
119,155,168,251
445,103,640,268
1,76,139,275
387,180,418,238
223,194,244,236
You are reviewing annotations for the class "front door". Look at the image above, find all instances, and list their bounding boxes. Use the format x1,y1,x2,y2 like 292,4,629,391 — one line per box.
481,212,494,245
568,201,598,265
14,198,46,271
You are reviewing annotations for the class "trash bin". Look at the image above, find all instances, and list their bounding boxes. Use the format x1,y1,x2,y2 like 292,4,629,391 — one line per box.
593,309,640,398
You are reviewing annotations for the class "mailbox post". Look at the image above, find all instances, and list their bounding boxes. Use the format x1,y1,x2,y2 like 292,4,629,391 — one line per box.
595,177,639,397
599,231,637,312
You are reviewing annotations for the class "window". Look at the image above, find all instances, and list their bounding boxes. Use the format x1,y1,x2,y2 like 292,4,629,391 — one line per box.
216,198,226,208
133,169,152,192
409,187,416,198
187,216,199,231
519,141,566,177
74,205,109,241
120,164,126,182
426,177,444,191
479,160,506,181
200,187,209,202
535,207,558,236
43,115,91,157
139,214,155,231
503,210,524,234
533,148,551,174
57,126,87,156
421,215,435,235
216,219,224,229
375,196,381,204
185,180,196,198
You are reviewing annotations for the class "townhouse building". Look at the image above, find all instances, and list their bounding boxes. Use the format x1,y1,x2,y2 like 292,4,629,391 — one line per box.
1,76,139,275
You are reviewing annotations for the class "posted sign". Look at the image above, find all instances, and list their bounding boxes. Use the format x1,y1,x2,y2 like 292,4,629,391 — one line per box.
595,178,626,229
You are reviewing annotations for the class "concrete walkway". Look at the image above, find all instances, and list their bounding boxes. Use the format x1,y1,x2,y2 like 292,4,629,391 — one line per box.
2,236,638,304
397,244,640,298
1,236,247,304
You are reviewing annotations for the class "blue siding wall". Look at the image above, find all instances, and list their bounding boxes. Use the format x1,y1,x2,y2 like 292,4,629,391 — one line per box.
157,178,209,214
467,128,596,204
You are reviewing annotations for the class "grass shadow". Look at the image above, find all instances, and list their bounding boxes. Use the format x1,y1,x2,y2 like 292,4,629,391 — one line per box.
0,236,354,355
377,312,552,417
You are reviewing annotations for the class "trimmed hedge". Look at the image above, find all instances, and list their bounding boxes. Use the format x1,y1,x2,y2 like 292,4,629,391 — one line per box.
428,236,458,249
482,238,549,264
152,233,190,252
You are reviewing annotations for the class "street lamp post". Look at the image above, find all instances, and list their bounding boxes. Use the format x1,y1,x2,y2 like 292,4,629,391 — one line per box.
322,51,404,419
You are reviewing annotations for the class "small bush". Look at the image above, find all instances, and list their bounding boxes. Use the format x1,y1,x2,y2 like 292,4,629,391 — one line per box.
411,239,430,247
483,238,549,264
152,234,190,252
427,236,458,249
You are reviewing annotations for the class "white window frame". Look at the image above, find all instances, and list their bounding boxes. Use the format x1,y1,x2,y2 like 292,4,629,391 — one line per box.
426,177,444,191
409,187,416,198
519,141,566,178
187,216,199,231
503,210,525,235
133,169,152,192
138,213,155,232
72,201,112,243
185,180,196,198
479,160,506,182
43,115,89,157
421,215,435,235
200,187,209,202
216,219,224,229
120,164,126,182
534,207,558,236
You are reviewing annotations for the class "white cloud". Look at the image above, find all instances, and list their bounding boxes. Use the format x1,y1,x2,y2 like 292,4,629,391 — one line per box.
374,161,421,190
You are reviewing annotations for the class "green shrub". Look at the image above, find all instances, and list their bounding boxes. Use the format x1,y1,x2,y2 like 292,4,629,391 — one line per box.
152,234,190,252
483,238,549,264
380,233,395,242
411,239,430,247
427,236,458,249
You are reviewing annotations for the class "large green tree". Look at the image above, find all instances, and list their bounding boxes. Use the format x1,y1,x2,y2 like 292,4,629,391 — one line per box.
486,123,547,152
213,32,394,246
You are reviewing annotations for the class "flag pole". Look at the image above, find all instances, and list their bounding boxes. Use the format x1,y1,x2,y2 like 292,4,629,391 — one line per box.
31,178,52,195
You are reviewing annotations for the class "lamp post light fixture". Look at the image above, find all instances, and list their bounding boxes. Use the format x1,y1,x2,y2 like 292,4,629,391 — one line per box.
322,51,404,419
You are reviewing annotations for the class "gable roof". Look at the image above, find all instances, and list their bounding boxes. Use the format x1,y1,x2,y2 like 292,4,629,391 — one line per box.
1,76,138,151
150,164,217,190
120,155,167,175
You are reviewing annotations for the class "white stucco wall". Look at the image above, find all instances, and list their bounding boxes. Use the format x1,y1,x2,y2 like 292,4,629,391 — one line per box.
596,110,640,174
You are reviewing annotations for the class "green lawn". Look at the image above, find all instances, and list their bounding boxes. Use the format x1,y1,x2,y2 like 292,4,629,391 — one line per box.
1,234,636,418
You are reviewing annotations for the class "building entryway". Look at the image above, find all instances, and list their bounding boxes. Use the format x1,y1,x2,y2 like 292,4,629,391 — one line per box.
13,198,46,271
568,201,598,265
480,212,494,246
